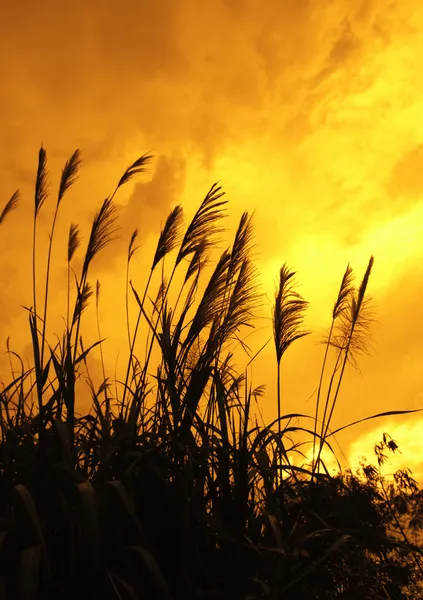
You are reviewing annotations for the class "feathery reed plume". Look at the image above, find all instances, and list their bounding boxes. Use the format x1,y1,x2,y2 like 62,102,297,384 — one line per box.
35,146,49,218
58,149,82,204
33,146,49,321
126,228,140,351
316,256,375,472
333,263,355,321
215,212,256,356
151,276,168,317
41,150,82,368
313,263,355,465
128,228,140,263
273,264,310,483
227,212,255,283
273,265,310,364
184,249,231,350
72,281,93,326
353,255,375,326
82,197,119,277
117,153,153,189
327,295,377,370
73,197,118,365
0,190,20,225
96,279,101,310
176,183,227,265
220,257,261,344
68,222,81,263
152,204,184,270
170,236,211,322
170,271,203,372
184,237,210,284
67,223,81,331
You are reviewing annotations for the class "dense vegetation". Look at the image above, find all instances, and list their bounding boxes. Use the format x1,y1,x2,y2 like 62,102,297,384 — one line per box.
1,148,423,599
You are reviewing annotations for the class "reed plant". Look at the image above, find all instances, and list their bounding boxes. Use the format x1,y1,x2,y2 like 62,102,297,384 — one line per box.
0,148,423,599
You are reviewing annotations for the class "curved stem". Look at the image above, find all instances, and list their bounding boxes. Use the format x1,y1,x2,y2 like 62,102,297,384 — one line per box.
312,319,335,467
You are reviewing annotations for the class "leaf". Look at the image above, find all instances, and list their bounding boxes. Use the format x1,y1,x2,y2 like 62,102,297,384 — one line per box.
13,485,43,547
0,189,19,225
75,338,106,365
128,545,173,600
108,572,138,600
280,534,352,594
29,313,43,404
104,480,145,542
77,482,102,568
58,149,82,203
18,545,41,600
327,409,423,438
0,577,9,600
52,418,74,470
34,146,49,217
117,153,153,188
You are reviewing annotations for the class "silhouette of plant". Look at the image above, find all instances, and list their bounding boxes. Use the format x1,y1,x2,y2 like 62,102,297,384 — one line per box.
0,148,422,599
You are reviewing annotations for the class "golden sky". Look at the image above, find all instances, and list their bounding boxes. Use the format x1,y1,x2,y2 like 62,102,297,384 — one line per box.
2,0,423,481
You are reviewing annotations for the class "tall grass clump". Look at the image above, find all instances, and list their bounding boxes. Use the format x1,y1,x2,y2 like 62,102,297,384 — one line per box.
1,147,423,599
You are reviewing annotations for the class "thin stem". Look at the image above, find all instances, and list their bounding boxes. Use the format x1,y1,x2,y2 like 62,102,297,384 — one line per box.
32,217,37,321
66,263,71,333
122,268,154,409
40,202,60,369
138,263,178,402
320,336,352,448
96,284,110,425
277,360,281,488
312,319,336,470
126,257,132,355
314,342,347,474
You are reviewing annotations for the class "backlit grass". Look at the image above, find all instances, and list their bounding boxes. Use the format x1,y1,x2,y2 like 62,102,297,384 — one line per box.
1,148,423,599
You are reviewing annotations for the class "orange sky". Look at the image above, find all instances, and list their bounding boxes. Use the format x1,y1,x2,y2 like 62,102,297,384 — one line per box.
1,0,423,482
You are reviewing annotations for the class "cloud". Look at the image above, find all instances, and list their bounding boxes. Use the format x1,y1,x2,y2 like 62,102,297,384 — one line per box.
388,143,423,201
2,0,423,468
73,152,188,275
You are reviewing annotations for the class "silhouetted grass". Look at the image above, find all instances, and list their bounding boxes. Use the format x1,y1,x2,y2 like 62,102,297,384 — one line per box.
1,148,423,599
